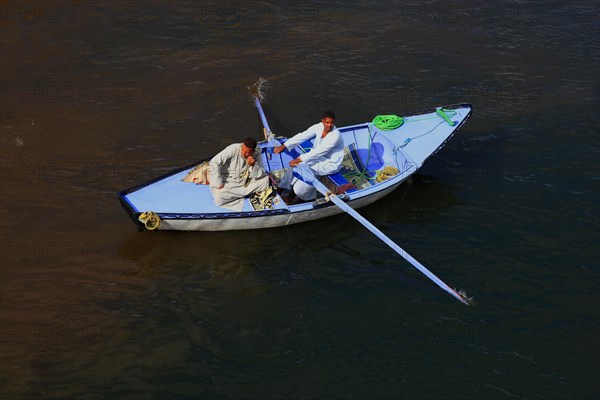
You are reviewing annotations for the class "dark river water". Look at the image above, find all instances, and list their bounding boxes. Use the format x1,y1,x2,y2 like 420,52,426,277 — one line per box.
1,1,598,399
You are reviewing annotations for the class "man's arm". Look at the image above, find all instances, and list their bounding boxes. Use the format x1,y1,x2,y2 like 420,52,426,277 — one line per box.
209,144,235,188
299,130,342,164
274,123,318,153
247,149,267,178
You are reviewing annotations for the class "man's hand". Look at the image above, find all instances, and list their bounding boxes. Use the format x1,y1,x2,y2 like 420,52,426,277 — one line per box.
273,145,286,154
289,158,302,167
246,155,256,166
216,184,224,189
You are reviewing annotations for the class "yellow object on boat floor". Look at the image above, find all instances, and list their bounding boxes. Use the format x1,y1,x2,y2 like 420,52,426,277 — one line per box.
375,166,399,183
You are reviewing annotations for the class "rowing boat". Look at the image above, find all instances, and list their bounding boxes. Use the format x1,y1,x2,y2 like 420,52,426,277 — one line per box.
117,103,472,232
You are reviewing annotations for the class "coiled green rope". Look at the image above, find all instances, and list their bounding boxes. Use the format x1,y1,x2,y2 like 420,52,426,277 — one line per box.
372,115,404,130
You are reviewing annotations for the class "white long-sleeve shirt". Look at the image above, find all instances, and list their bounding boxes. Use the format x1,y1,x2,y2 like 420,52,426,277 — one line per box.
284,122,345,175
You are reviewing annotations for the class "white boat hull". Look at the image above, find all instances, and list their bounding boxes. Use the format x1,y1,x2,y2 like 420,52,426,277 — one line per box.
118,104,472,232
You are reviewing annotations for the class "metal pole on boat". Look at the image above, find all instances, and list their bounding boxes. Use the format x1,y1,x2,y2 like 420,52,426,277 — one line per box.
254,96,273,141
254,96,280,147
254,96,282,156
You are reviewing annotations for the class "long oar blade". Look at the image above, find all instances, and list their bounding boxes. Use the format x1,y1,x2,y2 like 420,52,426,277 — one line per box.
295,164,470,305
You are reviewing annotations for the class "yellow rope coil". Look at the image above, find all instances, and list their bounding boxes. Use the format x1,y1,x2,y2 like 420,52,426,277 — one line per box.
375,166,399,183
138,211,161,231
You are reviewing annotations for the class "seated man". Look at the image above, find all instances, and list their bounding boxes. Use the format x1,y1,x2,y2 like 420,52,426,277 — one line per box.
209,137,270,211
274,111,345,202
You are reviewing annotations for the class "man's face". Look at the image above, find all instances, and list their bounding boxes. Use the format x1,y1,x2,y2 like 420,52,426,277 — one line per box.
241,144,255,158
322,117,335,132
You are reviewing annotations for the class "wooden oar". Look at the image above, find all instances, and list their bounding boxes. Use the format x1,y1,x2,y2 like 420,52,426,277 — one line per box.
251,98,470,305
295,164,469,305
295,164,470,305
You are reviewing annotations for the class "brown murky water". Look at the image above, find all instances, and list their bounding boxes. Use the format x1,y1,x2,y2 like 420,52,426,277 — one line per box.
1,1,598,399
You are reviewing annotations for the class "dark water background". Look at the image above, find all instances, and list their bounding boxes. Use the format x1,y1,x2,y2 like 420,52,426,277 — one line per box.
1,1,598,399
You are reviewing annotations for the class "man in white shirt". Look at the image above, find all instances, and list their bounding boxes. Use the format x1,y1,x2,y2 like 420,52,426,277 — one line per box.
273,111,345,202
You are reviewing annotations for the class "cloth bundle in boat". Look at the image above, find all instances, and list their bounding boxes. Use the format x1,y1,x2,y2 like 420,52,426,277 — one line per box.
182,161,210,184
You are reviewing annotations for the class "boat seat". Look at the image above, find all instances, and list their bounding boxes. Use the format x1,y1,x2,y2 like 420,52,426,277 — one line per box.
327,171,353,188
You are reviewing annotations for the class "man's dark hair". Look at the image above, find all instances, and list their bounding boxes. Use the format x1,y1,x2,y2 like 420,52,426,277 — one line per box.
243,137,257,149
322,111,336,120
